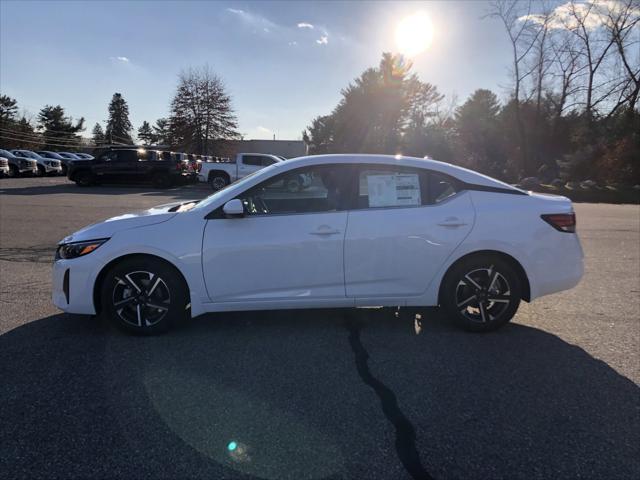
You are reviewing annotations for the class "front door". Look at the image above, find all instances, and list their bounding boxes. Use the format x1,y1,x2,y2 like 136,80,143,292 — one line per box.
201,164,352,304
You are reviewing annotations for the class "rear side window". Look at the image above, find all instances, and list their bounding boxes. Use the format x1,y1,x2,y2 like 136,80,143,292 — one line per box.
428,172,458,204
243,155,264,166
356,167,427,209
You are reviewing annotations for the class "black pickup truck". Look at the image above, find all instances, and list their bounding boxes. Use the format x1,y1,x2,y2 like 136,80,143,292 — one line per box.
67,147,195,187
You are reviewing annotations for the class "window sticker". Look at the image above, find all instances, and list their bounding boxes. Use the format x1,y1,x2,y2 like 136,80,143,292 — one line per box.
367,173,421,207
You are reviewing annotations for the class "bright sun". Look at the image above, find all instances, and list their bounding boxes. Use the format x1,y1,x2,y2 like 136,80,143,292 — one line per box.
395,12,433,58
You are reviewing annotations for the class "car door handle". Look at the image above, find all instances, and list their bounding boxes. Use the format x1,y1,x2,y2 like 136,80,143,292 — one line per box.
309,227,341,236
437,218,467,228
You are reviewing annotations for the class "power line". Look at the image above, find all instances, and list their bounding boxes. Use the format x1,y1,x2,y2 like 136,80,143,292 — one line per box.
0,133,102,149
0,128,95,147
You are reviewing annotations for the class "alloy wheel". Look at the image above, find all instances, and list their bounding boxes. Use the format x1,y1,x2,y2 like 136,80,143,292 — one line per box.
455,266,512,323
111,271,171,328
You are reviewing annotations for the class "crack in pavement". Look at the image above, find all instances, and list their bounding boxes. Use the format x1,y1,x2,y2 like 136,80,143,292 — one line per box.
346,319,433,480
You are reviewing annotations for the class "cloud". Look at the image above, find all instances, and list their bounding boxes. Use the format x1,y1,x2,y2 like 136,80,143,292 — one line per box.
297,22,314,29
226,7,277,33
257,126,272,134
518,0,639,30
288,41,298,46
316,35,328,45
110,56,130,63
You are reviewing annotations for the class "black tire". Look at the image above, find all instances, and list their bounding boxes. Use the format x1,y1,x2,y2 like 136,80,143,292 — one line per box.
209,172,229,191
74,170,94,186
152,172,172,189
36,164,46,176
61,165,68,176
8,165,18,178
101,257,188,335
440,255,521,332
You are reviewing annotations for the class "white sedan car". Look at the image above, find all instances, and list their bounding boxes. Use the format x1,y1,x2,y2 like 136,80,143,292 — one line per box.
52,155,584,334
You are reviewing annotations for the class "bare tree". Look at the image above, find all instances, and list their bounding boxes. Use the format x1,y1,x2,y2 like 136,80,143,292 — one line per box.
487,0,543,175
602,0,640,115
169,65,239,154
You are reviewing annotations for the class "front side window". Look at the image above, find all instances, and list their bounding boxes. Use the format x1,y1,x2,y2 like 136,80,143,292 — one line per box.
100,151,118,162
237,165,350,216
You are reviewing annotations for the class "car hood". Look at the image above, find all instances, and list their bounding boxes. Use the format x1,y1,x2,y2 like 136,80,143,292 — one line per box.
59,201,193,244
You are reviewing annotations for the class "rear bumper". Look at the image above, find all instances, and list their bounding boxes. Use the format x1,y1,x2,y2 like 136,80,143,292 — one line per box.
529,233,584,300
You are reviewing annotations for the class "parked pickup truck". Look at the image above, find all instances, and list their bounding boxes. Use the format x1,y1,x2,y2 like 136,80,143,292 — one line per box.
198,153,283,191
67,147,195,188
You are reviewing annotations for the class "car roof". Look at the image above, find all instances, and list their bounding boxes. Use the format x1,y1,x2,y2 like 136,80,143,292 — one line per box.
277,154,522,191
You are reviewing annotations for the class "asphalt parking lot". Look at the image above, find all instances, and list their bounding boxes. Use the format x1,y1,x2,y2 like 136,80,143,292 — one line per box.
1,176,639,480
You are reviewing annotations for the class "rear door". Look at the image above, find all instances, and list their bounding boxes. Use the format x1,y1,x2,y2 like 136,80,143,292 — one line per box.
344,166,475,300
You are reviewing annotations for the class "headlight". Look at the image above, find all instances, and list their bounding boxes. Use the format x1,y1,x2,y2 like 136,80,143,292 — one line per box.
55,239,109,260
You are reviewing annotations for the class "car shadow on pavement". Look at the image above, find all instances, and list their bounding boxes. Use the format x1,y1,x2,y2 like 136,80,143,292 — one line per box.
0,182,211,200
1,310,638,480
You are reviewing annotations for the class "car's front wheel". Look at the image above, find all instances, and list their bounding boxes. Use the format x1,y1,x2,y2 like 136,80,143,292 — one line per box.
74,170,94,186
36,165,46,176
8,165,18,178
441,255,521,332
101,257,188,335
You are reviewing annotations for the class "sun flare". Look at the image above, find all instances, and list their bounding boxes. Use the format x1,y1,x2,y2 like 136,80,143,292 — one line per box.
395,12,433,58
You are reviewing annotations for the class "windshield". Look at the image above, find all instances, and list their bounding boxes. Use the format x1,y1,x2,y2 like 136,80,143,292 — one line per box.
192,164,280,212
0,149,16,158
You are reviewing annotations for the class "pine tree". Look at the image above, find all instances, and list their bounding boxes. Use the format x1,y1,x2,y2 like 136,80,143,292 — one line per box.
38,105,85,150
153,118,171,145
105,93,133,144
137,121,155,145
0,95,19,130
92,123,105,145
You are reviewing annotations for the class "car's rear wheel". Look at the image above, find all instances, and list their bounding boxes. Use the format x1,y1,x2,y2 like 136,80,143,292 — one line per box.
441,255,521,332
210,173,229,191
101,257,188,335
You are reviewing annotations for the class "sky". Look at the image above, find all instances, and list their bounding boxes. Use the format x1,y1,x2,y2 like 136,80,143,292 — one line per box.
1,0,522,141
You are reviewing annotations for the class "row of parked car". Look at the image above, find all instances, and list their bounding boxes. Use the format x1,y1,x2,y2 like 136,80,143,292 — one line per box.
0,145,294,191
0,148,94,177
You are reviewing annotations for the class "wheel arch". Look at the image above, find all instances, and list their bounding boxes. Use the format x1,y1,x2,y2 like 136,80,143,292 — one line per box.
207,169,230,182
438,250,531,304
92,253,190,315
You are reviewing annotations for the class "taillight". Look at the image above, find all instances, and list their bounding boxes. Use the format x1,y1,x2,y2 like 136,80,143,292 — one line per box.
541,213,576,233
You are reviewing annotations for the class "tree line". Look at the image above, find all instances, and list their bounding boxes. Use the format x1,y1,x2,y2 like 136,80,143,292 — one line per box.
0,65,240,154
303,0,639,185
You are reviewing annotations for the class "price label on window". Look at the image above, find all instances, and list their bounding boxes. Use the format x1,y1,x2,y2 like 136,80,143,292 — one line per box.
367,173,421,207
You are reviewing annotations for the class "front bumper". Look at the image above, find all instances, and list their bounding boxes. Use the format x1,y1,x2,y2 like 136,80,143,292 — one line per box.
44,164,63,174
52,257,98,315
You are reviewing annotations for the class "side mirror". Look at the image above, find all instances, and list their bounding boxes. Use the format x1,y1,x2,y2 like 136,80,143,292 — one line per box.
222,199,244,217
